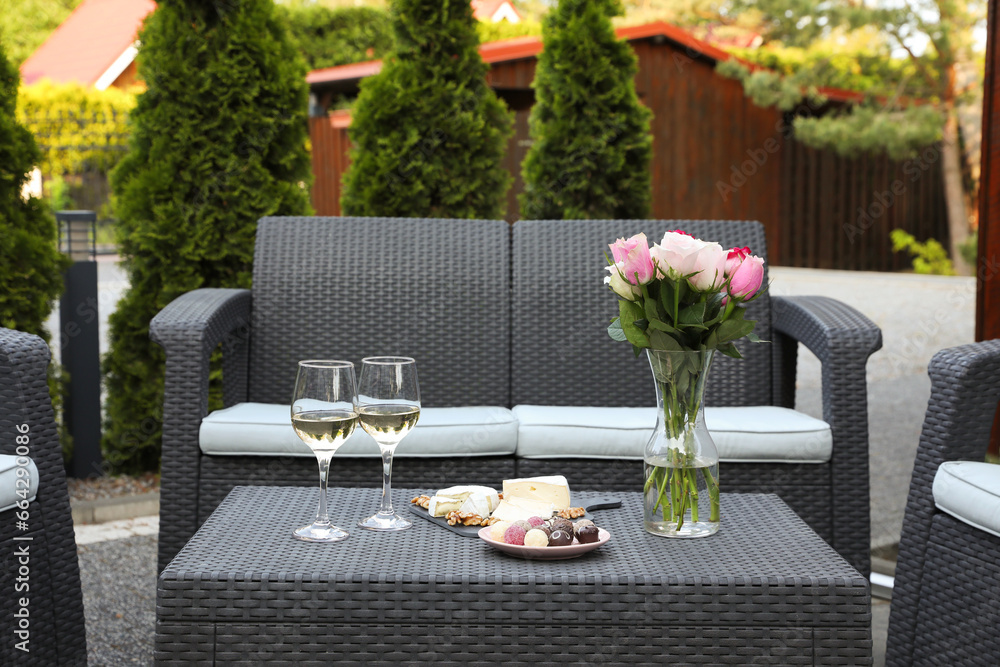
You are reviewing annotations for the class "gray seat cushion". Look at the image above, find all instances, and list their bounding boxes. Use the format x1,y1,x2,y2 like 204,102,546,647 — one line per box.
200,403,518,458
933,461,1000,538
0,454,39,513
512,405,832,463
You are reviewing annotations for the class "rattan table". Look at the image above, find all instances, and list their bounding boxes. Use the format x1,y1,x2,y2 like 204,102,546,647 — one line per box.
155,486,871,665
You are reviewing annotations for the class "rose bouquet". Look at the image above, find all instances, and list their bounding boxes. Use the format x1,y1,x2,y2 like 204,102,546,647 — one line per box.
604,230,766,536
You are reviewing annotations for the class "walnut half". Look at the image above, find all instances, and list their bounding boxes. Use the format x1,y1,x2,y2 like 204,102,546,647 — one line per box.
445,511,497,526
411,495,431,509
557,507,586,519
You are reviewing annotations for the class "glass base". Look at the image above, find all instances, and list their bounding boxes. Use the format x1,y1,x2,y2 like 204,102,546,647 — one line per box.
294,521,349,542
644,519,719,538
357,511,412,531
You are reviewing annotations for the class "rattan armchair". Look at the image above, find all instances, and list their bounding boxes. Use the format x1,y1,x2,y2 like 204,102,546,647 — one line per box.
0,328,87,665
886,340,1000,666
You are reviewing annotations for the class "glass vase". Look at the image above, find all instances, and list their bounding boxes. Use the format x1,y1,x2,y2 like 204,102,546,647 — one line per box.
643,348,721,538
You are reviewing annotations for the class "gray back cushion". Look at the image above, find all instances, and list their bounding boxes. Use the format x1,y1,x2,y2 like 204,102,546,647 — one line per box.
249,217,512,407
511,220,772,408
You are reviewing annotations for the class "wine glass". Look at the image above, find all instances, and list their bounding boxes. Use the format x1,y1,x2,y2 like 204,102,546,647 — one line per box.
290,360,358,542
356,356,420,531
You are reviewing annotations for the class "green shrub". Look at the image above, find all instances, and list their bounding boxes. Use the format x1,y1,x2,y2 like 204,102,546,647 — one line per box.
103,0,312,473
340,0,513,218
959,231,978,268
890,229,956,275
276,5,394,71
477,18,542,43
519,0,652,219
16,81,135,177
0,39,69,340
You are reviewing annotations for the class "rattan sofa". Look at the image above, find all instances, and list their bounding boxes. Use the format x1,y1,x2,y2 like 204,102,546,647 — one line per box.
151,217,882,575
886,340,1000,666
0,328,87,665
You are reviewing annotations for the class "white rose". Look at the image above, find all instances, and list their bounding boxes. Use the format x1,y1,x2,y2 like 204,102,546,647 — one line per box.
604,263,641,300
687,242,727,291
652,231,710,279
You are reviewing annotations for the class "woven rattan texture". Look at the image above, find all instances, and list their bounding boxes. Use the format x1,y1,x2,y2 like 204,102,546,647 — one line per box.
156,487,870,664
886,340,1000,667
249,217,511,407
150,288,253,572
516,458,834,544
0,328,87,665
511,220,771,408
197,455,515,523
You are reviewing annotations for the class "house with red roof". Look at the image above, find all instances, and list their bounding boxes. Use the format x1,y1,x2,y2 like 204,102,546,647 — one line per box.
19,0,156,89
471,0,521,23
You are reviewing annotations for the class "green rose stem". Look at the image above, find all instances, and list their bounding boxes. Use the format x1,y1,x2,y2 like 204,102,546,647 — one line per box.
650,363,720,530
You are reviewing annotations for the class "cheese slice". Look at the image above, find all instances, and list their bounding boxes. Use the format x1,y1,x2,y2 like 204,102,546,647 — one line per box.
502,475,571,511
459,493,492,518
490,496,555,522
435,485,500,512
427,495,465,517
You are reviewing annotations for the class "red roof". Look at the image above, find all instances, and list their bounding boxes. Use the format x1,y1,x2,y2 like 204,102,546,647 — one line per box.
20,0,156,87
307,20,864,105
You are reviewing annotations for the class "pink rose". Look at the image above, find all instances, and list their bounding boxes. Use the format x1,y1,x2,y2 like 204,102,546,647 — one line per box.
725,246,751,276
726,250,765,300
608,233,655,285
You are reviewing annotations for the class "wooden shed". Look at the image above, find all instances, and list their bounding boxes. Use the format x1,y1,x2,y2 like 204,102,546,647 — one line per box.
306,21,948,271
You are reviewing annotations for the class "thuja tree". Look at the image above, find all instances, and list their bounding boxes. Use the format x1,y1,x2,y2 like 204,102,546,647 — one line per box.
520,0,653,220
104,0,311,473
0,38,67,339
340,0,512,218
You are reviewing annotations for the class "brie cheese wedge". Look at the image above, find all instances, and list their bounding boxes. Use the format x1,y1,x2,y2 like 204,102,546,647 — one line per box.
490,496,556,522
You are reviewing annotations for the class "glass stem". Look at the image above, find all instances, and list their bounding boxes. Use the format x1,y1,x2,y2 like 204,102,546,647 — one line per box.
314,453,333,525
379,445,395,515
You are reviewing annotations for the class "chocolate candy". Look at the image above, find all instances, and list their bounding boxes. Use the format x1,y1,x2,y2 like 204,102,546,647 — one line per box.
576,525,600,544
550,518,573,535
549,529,573,547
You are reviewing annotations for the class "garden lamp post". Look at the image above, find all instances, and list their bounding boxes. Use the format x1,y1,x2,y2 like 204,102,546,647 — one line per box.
57,210,103,478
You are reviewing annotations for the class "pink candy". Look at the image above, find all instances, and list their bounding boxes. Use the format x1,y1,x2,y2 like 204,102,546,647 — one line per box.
503,525,527,546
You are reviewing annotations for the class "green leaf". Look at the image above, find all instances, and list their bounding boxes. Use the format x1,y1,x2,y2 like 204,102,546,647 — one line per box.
607,318,627,342
704,293,724,323
716,341,744,359
647,319,679,333
716,318,756,343
619,300,650,348
649,329,682,351
746,331,769,344
644,294,664,325
679,302,707,327
659,281,675,319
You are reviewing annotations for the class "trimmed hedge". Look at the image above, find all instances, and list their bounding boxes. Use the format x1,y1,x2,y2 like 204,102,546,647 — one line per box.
103,0,312,473
16,81,135,177
519,0,652,219
0,40,68,340
340,0,513,218
277,5,394,71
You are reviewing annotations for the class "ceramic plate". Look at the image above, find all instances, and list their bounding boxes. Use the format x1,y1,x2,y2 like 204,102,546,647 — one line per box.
477,527,611,560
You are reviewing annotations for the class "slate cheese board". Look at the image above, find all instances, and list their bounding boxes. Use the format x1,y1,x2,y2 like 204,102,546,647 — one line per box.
408,495,623,537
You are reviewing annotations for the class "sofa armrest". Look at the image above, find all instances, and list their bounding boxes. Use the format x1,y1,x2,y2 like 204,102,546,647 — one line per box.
772,295,882,575
149,288,251,571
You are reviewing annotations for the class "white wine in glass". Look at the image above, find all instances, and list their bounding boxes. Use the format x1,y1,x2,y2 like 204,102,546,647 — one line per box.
357,356,420,531
291,360,358,542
